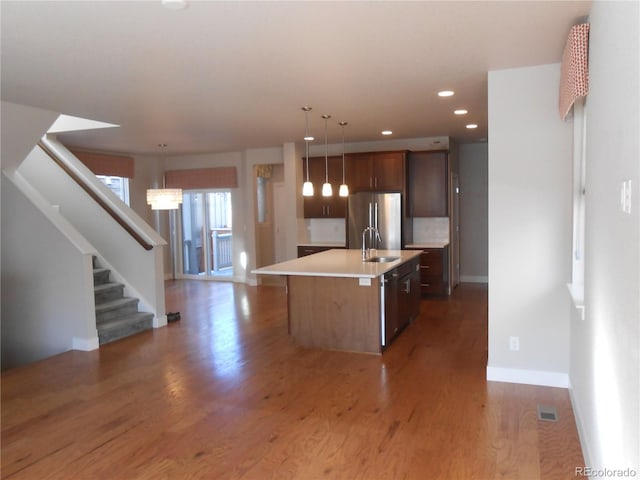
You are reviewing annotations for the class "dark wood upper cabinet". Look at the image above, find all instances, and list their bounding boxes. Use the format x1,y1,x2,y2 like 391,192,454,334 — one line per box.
407,150,448,217
345,151,406,192
302,155,347,218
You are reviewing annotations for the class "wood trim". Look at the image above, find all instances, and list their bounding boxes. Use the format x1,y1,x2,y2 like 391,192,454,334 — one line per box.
38,141,153,251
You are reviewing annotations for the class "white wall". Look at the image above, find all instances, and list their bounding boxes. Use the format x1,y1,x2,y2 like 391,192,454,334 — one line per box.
459,143,488,282
570,1,640,473
1,175,97,368
0,101,58,173
487,63,573,386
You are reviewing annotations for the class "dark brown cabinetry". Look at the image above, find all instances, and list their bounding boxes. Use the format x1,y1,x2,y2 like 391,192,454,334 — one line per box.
408,151,448,217
383,256,421,348
302,156,347,218
407,247,449,296
346,151,406,192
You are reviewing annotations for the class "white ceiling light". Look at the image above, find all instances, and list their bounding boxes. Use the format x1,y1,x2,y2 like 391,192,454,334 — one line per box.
146,144,183,210
466,124,478,129
161,0,188,10
338,121,349,198
321,114,333,197
302,107,314,197
454,109,468,115
438,90,455,97
381,130,393,136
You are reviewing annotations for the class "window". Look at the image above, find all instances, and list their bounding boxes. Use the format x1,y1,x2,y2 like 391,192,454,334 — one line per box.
569,97,587,318
97,175,130,205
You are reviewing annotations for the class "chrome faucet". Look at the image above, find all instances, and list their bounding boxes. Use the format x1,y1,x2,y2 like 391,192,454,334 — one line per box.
362,226,382,260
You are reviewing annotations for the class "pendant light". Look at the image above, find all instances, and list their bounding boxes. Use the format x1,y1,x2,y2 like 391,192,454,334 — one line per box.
301,107,314,197
338,121,349,197
146,144,183,210
321,114,332,197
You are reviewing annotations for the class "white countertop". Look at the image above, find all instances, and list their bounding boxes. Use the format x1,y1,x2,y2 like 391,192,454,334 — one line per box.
405,241,449,249
253,249,422,279
297,242,346,247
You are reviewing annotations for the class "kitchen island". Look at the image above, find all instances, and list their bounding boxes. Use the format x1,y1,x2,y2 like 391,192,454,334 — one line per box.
253,249,422,354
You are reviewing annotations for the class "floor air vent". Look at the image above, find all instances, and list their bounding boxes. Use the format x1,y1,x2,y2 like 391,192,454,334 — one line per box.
537,404,558,422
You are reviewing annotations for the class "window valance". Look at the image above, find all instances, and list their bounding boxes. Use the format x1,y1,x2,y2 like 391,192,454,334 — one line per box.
165,167,238,190
71,150,134,178
559,23,590,120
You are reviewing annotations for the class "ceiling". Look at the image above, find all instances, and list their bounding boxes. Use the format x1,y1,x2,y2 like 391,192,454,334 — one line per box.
1,1,591,156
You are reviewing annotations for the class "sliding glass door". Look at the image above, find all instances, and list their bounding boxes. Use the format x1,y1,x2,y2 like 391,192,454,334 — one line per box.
180,190,233,278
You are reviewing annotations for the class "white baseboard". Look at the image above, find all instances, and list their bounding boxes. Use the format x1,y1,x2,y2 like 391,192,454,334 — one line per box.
568,381,594,471
154,314,168,328
460,275,488,283
72,336,99,351
486,366,569,388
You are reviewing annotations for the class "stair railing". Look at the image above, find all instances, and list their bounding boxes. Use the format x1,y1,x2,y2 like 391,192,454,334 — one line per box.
37,139,153,251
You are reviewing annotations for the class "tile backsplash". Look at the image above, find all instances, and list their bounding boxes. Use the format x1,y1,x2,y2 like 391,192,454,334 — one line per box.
299,217,448,245
307,218,346,244
412,217,450,243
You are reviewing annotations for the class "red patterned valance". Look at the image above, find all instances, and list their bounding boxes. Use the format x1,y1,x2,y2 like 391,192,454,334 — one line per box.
71,149,134,178
559,23,590,120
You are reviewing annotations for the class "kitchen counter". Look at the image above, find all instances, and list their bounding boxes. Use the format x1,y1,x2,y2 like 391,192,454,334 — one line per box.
405,241,449,249
254,249,422,355
253,249,421,279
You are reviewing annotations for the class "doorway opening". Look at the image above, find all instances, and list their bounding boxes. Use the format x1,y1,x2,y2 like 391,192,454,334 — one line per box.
180,190,233,279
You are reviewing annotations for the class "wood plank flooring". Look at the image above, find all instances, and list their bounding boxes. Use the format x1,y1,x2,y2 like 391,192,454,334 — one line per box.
1,281,584,479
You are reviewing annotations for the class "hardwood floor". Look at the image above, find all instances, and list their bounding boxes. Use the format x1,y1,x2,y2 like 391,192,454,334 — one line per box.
1,281,584,479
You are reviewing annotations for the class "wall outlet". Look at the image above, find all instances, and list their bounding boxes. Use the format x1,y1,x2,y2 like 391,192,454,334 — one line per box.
509,336,520,351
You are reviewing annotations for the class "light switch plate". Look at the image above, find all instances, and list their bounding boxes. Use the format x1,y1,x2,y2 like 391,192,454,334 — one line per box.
620,180,632,214
359,278,372,287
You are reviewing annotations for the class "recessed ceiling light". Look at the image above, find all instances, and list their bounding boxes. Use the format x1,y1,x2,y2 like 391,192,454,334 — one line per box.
438,90,455,97
454,109,468,115
381,130,393,135
161,0,188,10
466,124,478,129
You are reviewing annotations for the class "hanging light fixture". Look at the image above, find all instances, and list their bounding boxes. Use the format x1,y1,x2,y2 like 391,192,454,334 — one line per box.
146,144,183,210
321,114,332,197
338,121,349,197
301,107,314,196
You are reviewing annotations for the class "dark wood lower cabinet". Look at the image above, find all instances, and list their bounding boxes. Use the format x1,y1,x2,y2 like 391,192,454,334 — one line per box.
407,247,449,296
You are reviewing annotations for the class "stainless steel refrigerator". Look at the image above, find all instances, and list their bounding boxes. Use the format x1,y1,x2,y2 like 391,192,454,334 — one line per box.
347,192,402,250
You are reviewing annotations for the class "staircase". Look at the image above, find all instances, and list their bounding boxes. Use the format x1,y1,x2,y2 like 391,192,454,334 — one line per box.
93,257,154,345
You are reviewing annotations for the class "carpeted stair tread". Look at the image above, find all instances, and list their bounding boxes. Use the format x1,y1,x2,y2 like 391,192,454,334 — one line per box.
95,296,139,312
94,282,123,292
95,297,139,324
94,282,125,303
93,268,111,285
97,312,154,345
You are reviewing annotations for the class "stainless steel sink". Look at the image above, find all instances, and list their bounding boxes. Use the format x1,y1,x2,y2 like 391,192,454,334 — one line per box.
364,256,399,263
